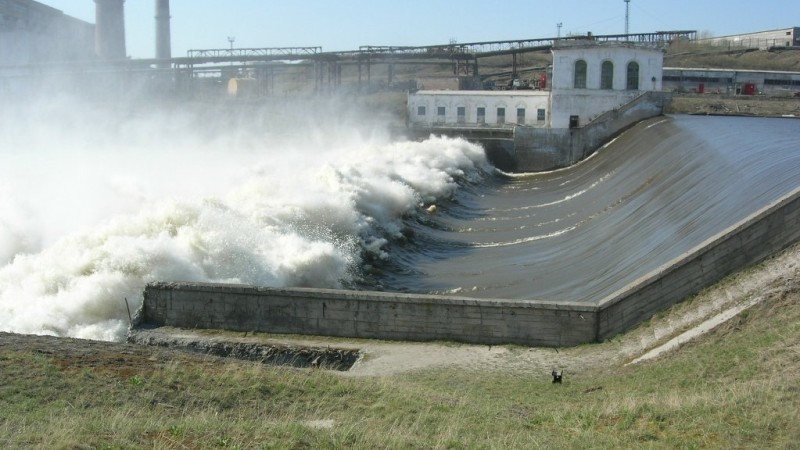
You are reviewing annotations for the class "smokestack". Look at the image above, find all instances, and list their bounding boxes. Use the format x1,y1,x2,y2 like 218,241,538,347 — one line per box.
94,0,126,59
155,0,171,65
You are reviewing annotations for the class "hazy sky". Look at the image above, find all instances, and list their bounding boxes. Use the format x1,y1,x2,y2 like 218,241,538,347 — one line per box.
44,0,800,59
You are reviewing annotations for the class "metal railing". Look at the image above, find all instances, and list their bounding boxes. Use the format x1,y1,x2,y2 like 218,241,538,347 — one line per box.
187,47,323,59
357,31,697,57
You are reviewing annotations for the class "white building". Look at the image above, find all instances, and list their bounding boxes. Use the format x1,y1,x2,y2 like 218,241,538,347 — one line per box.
408,90,551,127
663,67,800,96
408,42,664,129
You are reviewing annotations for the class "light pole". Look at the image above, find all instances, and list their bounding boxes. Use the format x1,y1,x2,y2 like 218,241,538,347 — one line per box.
557,22,563,39
624,0,631,36
227,36,235,66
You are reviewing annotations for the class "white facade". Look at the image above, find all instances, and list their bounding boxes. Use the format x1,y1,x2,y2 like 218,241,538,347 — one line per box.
548,43,663,128
550,44,664,91
408,91,551,127
407,42,664,129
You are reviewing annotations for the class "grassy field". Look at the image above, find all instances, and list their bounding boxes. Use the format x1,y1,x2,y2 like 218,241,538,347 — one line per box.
2,254,799,449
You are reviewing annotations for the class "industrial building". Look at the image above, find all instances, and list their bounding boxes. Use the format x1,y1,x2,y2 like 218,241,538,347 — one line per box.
1,0,169,63
698,27,800,50
93,0,126,59
406,42,668,173
663,67,800,96
407,42,664,129
0,0,94,64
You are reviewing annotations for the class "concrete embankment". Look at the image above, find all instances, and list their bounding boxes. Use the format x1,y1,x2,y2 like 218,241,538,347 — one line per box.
132,186,800,347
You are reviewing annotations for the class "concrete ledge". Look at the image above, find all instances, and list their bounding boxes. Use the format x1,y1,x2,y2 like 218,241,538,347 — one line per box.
139,283,597,347
135,185,800,347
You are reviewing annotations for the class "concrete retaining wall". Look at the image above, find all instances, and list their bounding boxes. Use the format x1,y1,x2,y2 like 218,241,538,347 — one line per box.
597,185,800,340
514,91,670,171
136,186,800,347
139,284,596,347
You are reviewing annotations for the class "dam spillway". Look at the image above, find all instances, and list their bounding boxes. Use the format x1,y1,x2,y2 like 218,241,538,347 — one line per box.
1,99,798,345
385,114,800,303
137,114,800,346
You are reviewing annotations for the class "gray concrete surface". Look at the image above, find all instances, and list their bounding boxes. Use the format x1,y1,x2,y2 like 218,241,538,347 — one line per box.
134,185,800,347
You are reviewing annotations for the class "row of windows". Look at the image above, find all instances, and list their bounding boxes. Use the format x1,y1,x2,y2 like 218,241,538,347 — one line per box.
764,79,800,86
417,106,546,124
662,77,800,87
663,75,732,83
574,60,641,90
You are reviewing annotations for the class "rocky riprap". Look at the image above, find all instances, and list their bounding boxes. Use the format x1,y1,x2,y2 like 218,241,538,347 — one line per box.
128,329,361,371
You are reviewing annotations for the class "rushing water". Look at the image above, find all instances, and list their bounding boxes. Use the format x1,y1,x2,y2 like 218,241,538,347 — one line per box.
383,115,800,301
1,97,798,342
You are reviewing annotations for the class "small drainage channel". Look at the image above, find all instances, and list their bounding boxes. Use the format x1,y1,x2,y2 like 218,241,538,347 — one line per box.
129,331,361,371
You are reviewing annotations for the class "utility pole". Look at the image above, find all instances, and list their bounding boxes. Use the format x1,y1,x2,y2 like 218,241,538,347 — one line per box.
227,36,235,66
557,22,563,39
624,0,631,36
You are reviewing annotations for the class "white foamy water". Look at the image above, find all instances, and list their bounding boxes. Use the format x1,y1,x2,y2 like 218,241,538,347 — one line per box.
0,96,489,341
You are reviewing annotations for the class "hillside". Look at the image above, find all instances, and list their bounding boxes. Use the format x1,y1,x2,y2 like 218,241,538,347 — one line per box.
665,45,800,72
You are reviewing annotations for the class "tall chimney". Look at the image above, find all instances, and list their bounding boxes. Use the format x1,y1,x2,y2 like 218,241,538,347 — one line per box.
155,0,171,65
94,0,126,59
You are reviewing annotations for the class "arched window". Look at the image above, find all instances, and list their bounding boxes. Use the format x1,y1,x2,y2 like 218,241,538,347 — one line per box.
626,61,640,90
573,60,587,89
600,61,614,89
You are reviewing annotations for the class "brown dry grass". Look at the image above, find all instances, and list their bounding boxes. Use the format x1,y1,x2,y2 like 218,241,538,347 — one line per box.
667,95,800,116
